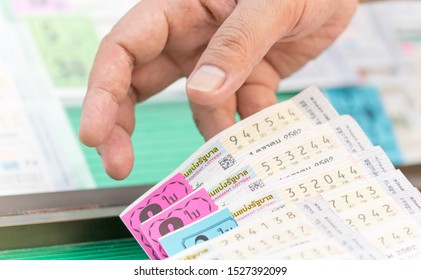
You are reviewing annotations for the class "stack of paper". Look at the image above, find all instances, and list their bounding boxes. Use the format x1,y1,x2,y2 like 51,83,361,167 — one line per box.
120,86,421,260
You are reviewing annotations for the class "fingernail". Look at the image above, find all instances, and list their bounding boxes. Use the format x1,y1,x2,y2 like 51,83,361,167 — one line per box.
187,65,226,92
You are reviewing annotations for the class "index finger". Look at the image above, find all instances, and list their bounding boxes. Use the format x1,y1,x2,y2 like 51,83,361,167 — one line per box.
79,0,169,147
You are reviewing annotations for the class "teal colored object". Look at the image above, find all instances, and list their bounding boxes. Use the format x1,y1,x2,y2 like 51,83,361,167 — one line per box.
66,101,205,188
160,208,238,256
0,238,147,260
325,86,403,165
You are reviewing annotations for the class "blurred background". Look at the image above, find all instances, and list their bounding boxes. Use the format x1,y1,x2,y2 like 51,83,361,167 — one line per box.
0,0,420,259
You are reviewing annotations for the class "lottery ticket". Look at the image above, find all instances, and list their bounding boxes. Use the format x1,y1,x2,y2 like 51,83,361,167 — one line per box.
120,86,421,260
378,171,421,224
120,86,338,254
318,175,421,260
139,187,218,259
166,171,419,259
120,173,194,260
168,205,317,260
322,171,421,229
214,115,374,204
170,199,384,260
159,208,238,256
362,217,421,259
157,148,393,257
256,239,354,260
297,196,386,259
195,121,367,207
220,146,393,212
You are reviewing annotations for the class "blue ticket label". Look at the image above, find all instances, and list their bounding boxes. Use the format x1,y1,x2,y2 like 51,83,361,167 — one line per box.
160,208,238,256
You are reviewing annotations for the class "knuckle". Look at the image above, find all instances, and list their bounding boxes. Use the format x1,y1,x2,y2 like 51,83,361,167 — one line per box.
210,23,254,63
200,0,237,23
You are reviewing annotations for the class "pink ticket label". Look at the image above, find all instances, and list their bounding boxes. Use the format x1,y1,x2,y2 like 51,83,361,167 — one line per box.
120,173,193,260
13,0,70,13
140,188,218,259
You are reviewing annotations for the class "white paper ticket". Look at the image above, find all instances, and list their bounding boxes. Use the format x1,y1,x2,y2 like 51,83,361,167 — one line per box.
159,148,396,258
319,173,421,259
223,147,394,222
166,161,421,260
212,115,375,204
256,239,353,260
120,86,421,260
297,197,385,259
168,206,319,260
322,171,421,223
169,200,385,260
363,217,421,259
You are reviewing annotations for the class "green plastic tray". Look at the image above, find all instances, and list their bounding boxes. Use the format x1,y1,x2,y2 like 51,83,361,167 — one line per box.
0,238,146,260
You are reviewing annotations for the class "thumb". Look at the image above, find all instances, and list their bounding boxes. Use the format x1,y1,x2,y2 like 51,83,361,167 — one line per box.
186,0,299,105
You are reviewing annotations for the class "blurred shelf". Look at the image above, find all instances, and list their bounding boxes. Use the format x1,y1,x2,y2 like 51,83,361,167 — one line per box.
399,164,421,190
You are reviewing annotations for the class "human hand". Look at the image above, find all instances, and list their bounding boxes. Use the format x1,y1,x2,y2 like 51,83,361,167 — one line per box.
79,0,358,180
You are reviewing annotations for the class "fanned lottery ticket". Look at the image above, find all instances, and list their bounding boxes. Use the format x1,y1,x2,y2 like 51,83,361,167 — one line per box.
169,201,384,260
120,86,338,254
215,116,378,205
223,149,396,223
168,205,320,260
160,148,393,257
169,162,420,259
120,86,421,260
